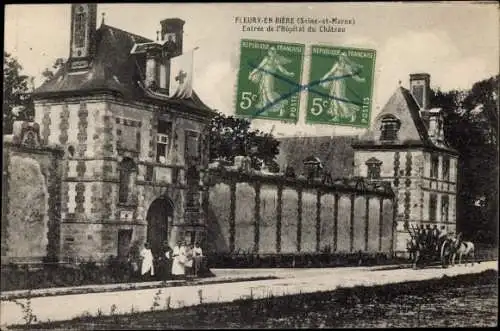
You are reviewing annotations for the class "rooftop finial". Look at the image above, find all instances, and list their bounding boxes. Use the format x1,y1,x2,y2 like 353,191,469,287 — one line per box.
156,30,160,41
398,80,402,86
101,12,106,26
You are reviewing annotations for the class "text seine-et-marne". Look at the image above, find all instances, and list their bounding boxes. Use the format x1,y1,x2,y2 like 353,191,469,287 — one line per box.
242,25,346,33
235,16,356,25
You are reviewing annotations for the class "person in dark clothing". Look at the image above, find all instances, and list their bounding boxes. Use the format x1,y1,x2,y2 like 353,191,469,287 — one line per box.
432,225,440,251
163,244,174,280
417,224,426,248
425,225,432,249
157,241,173,280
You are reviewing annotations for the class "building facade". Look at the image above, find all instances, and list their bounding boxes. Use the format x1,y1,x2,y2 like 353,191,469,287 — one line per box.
352,74,459,254
12,4,216,262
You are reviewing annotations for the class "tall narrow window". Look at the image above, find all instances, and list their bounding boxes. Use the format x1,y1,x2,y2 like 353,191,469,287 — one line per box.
365,157,383,180
379,115,401,141
119,158,137,204
74,8,87,48
430,154,439,179
441,195,449,223
429,193,437,222
442,157,450,182
185,131,200,163
156,120,172,164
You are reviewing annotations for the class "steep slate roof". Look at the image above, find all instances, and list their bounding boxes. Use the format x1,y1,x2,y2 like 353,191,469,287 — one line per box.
32,24,214,116
276,135,358,178
354,86,458,154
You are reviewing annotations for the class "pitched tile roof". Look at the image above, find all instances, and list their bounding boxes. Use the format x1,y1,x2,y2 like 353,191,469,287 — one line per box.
32,24,214,116
355,86,458,154
276,135,358,178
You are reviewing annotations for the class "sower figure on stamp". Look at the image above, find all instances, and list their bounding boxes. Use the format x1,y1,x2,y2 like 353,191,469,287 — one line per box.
320,52,365,122
249,46,295,116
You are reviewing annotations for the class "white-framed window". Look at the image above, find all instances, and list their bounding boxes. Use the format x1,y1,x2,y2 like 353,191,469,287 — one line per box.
442,157,450,181
430,154,439,179
441,195,449,223
156,121,172,164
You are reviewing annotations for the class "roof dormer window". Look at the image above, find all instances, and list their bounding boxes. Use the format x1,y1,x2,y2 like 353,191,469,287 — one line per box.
379,115,401,142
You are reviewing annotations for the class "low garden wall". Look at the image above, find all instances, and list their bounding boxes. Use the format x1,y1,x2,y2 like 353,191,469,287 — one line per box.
205,160,396,257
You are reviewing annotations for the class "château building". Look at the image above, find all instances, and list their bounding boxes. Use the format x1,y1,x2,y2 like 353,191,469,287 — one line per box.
352,74,459,253
6,3,216,262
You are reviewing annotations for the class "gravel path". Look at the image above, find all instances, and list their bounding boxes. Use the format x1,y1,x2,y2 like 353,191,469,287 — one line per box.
1,261,496,327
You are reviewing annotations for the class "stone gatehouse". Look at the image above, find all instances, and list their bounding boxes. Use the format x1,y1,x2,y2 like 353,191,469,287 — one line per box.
2,4,215,264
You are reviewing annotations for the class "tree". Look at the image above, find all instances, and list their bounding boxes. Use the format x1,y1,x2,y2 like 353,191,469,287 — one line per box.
431,75,499,244
208,112,281,170
3,52,33,134
41,58,65,83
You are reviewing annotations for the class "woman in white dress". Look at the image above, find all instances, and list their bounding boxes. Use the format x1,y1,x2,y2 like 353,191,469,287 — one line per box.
171,240,186,278
140,242,154,280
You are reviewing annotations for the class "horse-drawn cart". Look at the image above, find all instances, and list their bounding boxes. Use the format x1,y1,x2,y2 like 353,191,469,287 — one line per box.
406,225,455,269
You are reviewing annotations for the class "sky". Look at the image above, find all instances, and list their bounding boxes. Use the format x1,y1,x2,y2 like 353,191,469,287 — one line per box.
4,2,499,137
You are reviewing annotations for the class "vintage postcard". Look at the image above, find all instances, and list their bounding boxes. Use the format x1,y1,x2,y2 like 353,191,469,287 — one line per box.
2,2,498,329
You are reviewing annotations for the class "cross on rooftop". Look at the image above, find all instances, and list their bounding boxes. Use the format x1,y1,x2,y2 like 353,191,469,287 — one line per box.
175,70,187,84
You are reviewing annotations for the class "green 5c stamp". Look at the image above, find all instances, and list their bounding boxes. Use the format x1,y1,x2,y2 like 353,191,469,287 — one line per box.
235,39,305,122
306,45,376,127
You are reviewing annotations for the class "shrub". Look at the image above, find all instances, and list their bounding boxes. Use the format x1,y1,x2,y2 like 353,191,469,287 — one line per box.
206,251,397,269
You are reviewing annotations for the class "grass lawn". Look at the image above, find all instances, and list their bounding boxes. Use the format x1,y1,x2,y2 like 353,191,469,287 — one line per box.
11,269,498,329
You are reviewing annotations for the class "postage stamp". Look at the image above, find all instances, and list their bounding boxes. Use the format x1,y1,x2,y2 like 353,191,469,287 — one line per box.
235,39,305,123
306,45,376,127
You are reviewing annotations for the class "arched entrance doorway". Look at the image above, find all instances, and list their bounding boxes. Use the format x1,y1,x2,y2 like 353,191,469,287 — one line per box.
146,197,174,257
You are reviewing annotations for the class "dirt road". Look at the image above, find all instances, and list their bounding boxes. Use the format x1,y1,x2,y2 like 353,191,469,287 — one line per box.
1,261,496,327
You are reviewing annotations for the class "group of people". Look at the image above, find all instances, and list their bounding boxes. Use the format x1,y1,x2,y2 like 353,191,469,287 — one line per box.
136,240,205,281
410,224,449,252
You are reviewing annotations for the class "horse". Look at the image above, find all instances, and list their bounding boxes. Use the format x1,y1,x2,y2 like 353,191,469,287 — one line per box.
452,240,476,266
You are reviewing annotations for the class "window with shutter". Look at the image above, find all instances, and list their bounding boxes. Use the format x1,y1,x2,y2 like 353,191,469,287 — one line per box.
430,154,439,179
379,115,401,142
429,193,437,222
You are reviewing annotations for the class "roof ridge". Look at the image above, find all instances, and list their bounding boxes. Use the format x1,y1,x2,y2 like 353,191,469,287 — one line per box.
100,24,153,43
398,86,430,142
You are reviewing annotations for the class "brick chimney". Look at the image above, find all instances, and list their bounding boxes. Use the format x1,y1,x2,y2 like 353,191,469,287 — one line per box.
409,73,430,110
160,18,185,57
410,73,445,144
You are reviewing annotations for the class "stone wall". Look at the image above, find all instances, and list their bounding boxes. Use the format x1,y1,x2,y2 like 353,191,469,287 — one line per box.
2,122,64,264
205,163,395,255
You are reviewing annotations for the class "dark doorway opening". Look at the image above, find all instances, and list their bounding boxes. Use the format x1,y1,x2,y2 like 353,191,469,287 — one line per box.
146,197,174,257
